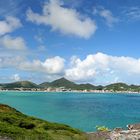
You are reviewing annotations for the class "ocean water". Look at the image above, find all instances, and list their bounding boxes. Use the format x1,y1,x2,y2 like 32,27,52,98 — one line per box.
0,91,140,132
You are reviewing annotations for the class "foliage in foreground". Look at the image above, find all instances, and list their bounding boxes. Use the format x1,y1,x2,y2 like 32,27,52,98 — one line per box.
0,104,87,140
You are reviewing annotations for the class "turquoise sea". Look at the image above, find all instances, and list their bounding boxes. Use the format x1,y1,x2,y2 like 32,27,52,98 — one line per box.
0,91,140,132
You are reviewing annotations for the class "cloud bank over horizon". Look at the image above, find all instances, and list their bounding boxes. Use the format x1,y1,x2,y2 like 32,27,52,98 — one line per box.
1,52,140,85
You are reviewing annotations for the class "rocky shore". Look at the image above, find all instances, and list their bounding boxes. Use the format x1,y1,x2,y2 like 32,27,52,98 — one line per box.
86,123,140,140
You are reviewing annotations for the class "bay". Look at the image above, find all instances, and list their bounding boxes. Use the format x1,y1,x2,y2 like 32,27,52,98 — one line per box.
0,91,140,132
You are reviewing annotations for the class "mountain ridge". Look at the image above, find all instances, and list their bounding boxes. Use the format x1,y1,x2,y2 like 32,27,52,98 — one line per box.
0,81,38,89
1,78,140,92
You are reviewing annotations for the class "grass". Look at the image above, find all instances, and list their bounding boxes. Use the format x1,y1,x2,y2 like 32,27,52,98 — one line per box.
0,104,87,140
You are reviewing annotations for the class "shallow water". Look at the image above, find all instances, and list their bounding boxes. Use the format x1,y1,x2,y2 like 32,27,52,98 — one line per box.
0,91,140,132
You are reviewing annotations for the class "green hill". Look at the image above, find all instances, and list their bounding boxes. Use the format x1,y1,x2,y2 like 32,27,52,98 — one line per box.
76,84,96,90
104,83,129,91
50,78,77,89
39,82,51,88
40,78,96,90
1,81,38,89
40,78,77,89
0,104,87,140
40,78,76,89
1,78,140,92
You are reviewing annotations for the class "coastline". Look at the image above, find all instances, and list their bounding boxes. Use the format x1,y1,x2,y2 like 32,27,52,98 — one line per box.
0,90,140,94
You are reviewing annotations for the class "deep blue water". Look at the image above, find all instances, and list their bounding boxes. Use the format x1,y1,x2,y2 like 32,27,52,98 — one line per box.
0,92,140,132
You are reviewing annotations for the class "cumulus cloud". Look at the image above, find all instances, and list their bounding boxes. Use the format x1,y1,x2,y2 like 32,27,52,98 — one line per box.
0,56,65,75
65,53,109,82
11,74,21,81
0,16,22,36
65,52,140,84
19,56,65,74
100,9,118,27
93,6,118,27
26,0,97,38
2,53,140,84
0,35,27,50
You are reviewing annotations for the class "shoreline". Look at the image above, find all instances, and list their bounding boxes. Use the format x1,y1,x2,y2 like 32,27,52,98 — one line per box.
0,90,140,94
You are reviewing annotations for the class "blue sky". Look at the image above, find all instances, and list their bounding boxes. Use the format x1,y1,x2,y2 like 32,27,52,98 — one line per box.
1,0,140,85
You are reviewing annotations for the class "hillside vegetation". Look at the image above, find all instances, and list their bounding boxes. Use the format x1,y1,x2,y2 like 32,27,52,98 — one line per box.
0,104,87,140
0,81,38,89
1,78,140,92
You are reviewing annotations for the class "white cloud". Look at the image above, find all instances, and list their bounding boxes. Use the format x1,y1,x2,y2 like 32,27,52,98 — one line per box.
65,52,140,84
19,56,65,74
65,53,108,82
11,74,21,81
0,16,22,36
26,0,97,38
0,35,27,50
2,53,140,84
93,7,118,27
0,55,65,76
99,9,118,27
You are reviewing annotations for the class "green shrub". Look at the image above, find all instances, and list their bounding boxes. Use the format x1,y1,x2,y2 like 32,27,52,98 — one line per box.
95,126,109,132
19,121,35,129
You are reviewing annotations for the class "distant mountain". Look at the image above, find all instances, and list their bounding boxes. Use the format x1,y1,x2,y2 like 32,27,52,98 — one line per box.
39,78,96,90
40,78,77,89
1,78,140,92
1,81,38,89
39,79,140,91
129,84,140,92
76,83,96,90
39,82,51,88
104,83,129,91
50,78,77,89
